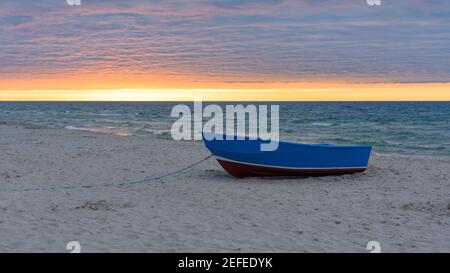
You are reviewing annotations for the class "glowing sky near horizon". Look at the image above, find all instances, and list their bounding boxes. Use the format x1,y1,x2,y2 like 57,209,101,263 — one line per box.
1,0,450,100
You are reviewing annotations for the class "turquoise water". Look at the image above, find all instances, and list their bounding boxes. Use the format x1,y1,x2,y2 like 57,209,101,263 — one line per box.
0,102,449,157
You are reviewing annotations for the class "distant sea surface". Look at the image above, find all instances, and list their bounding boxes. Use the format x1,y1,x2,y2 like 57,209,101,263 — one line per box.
0,102,449,157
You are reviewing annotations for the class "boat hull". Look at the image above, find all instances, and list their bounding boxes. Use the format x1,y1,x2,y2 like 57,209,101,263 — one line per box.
216,158,367,178
203,132,372,178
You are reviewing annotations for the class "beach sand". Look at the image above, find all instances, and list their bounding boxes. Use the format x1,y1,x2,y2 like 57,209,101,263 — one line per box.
0,123,449,252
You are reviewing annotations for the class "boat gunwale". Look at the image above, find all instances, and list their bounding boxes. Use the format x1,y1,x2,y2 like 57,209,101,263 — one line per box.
202,132,372,149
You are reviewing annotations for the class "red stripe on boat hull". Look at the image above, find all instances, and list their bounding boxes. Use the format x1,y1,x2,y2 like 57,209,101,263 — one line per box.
216,159,367,178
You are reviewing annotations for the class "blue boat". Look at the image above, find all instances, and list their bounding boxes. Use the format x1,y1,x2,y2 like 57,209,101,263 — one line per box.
203,132,372,178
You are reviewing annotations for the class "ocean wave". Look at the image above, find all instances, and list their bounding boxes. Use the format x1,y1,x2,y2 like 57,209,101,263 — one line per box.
65,125,84,130
312,122,332,126
96,113,123,117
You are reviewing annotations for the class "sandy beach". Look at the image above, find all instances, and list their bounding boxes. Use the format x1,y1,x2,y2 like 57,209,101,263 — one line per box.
0,122,449,252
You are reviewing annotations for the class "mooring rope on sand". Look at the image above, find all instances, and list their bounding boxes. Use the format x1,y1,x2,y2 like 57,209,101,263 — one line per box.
0,154,213,193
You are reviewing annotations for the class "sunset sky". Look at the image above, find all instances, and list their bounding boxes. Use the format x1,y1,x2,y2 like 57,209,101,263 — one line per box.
1,0,449,101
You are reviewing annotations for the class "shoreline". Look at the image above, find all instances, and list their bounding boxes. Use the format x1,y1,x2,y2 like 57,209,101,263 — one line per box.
0,123,449,252
2,120,449,161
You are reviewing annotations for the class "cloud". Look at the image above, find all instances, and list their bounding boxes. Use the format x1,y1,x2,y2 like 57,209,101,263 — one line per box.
0,0,450,83
0,15,33,27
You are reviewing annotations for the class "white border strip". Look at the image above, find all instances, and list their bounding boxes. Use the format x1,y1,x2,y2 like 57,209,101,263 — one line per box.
215,156,367,170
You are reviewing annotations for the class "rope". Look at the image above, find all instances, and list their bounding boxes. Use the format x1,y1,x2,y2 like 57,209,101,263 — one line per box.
0,154,213,193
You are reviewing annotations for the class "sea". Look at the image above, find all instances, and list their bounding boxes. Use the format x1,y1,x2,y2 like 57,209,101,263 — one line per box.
0,102,449,157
